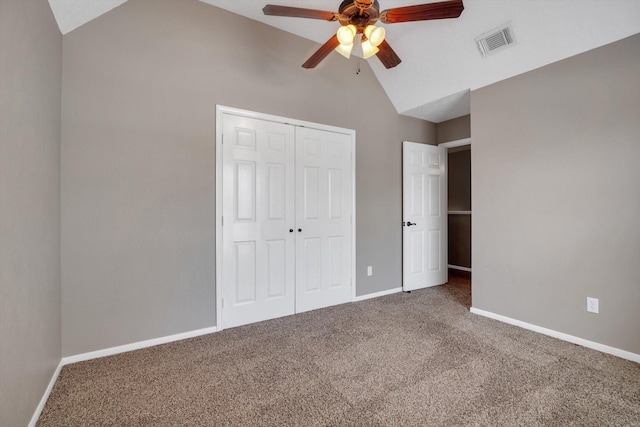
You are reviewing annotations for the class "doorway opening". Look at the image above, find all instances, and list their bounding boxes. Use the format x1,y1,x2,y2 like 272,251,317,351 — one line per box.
440,138,471,287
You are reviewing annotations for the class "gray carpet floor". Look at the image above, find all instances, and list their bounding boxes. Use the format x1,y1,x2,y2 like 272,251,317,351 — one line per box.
38,277,640,426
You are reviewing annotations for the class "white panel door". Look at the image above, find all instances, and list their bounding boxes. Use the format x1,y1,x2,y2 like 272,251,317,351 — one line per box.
402,141,447,291
221,114,295,328
295,127,353,313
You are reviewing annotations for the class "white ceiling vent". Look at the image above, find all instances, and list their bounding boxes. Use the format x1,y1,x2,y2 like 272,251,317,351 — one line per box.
476,24,515,58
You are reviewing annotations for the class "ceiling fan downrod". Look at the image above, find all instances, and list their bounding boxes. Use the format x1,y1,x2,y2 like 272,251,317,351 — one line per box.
354,0,374,12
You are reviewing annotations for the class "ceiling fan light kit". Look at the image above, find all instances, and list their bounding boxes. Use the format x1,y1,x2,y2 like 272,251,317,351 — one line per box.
337,24,357,45
335,41,354,58
361,35,380,59
336,23,383,59
262,0,464,69
364,24,385,46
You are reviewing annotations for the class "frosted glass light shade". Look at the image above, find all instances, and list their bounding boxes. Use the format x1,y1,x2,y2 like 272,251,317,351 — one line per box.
336,24,356,45
361,39,380,59
364,25,385,47
335,43,353,59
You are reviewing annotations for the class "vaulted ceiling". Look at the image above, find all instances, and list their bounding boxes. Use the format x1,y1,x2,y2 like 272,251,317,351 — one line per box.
48,0,640,123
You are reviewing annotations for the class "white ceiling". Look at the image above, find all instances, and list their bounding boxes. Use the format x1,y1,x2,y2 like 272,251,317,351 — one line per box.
49,0,640,123
48,0,127,35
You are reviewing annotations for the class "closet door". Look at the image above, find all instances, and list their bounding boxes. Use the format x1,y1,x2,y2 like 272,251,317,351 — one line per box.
295,127,353,313
221,115,295,328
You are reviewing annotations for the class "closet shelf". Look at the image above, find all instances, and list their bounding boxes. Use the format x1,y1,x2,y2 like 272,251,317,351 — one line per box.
448,211,472,215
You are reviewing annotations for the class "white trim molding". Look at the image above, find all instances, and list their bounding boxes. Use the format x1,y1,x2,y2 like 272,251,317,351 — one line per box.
61,326,218,365
470,307,640,364
439,137,471,149
28,360,64,427
354,287,403,302
32,326,219,425
448,264,472,272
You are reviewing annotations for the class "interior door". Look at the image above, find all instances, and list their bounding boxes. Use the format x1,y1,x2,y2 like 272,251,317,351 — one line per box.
221,114,296,328
402,141,447,291
295,127,353,313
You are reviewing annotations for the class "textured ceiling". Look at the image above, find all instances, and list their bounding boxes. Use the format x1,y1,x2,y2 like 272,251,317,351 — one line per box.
49,0,640,123
48,0,127,34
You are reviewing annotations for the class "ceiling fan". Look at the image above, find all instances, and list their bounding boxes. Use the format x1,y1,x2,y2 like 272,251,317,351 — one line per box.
263,0,464,69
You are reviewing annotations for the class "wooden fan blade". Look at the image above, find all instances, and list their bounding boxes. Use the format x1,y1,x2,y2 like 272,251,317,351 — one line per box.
263,5,338,21
302,35,340,69
376,40,402,69
380,0,464,24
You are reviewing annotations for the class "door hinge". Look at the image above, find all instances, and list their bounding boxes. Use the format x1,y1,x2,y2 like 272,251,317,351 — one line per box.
221,298,224,308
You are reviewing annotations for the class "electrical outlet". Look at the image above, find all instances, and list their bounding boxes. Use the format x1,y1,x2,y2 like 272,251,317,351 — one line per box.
367,266,372,276
587,297,599,314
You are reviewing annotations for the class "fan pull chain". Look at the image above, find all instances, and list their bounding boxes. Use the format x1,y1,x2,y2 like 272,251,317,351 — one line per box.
356,58,361,75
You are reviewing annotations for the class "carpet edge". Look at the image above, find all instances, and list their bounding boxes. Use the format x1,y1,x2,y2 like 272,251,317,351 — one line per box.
470,307,640,363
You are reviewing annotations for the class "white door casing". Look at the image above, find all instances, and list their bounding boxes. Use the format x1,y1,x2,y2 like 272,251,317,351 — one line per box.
295,127,353,313
402,141,447,291
216,106,356,330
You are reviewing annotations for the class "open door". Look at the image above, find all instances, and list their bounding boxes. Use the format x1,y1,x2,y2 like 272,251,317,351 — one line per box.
402,141,447,291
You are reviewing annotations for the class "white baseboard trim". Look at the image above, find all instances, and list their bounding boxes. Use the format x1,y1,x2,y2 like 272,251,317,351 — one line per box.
28,360,63,427
31,326,219,425
354,287,402,302
61,325,219,366
448,264,472,272
470,307,640,364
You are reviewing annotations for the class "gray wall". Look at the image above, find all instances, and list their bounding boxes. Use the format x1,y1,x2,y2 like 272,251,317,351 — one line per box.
448,148,471,268
61,0,435,356
437,115,470,144
0,0,62,425
471,33,640,354
448,148,471,212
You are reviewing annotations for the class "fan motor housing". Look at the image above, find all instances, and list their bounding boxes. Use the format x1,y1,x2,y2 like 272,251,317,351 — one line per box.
338,0,380,29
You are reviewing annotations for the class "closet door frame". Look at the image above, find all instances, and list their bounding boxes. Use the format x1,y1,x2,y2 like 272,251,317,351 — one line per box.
215,105,356,331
